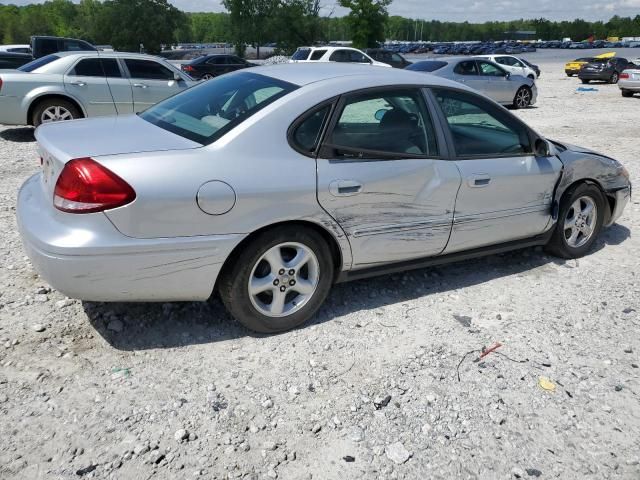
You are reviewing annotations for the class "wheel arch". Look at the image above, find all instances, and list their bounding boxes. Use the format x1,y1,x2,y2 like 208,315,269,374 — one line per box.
215,220,347,293
557,178,613,224
27,93,86,125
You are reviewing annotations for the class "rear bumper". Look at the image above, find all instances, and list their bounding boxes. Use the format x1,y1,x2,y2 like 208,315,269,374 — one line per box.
618,79,640,91
565,68,581,75
17,174,244,302
578,71,611,81
0,95,27,125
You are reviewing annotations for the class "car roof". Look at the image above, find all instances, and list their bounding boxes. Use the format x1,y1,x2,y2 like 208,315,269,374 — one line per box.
52,51,167,61
248,62,463,88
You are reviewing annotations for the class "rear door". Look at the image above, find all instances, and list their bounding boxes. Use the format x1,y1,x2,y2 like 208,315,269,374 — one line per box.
123,58,189,112
431,87,562,253
315,87,461,267
63,57,117,117
451,60,487,94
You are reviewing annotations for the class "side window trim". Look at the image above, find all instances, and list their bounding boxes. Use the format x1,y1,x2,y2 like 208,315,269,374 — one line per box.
318,86,444,162
287,98,338,158
425,86,535,160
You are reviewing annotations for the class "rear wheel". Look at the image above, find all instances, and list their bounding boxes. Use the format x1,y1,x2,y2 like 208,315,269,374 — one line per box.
545,183,605,259
581,79,590,84
513,86,532,109
202,73,215,80
621,89,634,97
610,71,619,84
32,98,80,127
218,226,334,333
566,73,574,77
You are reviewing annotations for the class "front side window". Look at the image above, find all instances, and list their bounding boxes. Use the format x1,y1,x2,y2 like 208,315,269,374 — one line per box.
478,61,505,76
125,59,174,80
207,56,225,65
433,88,531,157
454,60,479,75
329,50,347,62
326,89,438,157
348,51,369,63
140,72,297,145
495,56,515,66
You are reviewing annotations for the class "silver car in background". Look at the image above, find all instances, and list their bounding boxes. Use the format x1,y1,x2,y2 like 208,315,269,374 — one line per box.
17,64,630,333
619,66,640,97
406,57,537,108
0,51,195,126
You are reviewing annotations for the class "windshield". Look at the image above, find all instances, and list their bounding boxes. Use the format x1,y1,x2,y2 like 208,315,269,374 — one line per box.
291,48,311,61
406,61,447,72
18,54,60,72
140,71,297,145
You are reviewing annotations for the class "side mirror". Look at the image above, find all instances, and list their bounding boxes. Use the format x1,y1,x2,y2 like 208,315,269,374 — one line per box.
374,109,388,121
505,71,511,79
534,138,550,157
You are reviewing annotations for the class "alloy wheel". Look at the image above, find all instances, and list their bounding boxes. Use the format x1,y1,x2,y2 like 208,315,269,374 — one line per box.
564,196,597,248
611,72,619,84
248,242,320,318
516,88,531,108
41,106,73,123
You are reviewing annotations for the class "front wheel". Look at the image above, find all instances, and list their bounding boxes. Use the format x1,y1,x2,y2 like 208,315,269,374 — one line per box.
545,183,605,259
581,79,590,84
218,227,334,333
513,86,532,109
609,72,619,84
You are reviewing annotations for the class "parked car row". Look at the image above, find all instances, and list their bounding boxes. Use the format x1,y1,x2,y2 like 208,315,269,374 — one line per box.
564,52,636,84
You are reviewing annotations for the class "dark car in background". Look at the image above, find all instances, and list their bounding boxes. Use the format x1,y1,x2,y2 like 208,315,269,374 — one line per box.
579,57,631,84
364,49,411,68
31,36,96,59
0,52,33,69
180,54,255,80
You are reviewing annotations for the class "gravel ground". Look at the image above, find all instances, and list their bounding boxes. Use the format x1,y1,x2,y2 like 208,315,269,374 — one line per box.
1,55,639,480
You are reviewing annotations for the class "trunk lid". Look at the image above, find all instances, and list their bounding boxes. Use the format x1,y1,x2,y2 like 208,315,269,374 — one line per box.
36,114,201,196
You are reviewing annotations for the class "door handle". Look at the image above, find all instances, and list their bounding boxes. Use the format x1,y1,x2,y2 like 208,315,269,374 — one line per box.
70,81,86,86
329,180,362,197
133,83,148,89
468,174,491,188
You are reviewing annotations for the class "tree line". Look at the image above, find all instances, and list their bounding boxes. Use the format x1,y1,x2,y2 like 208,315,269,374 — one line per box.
1,0,639,55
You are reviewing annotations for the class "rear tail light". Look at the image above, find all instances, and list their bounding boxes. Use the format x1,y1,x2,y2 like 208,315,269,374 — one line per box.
53,157,136,213
0,76,3,92
182,65,195,73
620,73,630,79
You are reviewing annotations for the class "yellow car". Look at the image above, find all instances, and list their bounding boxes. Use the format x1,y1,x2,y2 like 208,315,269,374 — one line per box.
565,52,615,77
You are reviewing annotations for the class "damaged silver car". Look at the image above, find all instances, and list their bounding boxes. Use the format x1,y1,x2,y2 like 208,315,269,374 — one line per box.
17,64,631,332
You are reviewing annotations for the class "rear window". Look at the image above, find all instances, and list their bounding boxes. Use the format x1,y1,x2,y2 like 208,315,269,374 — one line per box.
140,72,297,145
18,54,60,72
292,48,311,61
406,61,447,72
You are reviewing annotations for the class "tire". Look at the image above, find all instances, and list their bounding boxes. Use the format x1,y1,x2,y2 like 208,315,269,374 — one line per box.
580,79,590,84
566,73,574,77
621,89,634,98
512,86,532,109
218,226,334,333
609,72,619,84
545,183,606,259
32,98,80,127
202,73,214,80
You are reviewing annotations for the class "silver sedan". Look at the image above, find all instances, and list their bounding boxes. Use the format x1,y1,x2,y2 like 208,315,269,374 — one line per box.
17,64,631,333
619,66,640,97
0,51,195,126
406,57,537,108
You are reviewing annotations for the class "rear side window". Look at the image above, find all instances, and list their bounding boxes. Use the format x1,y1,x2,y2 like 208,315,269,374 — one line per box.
478,61,505,76
140,72,297,145
327,89,438,157
309,50,326,61
433,88,531,157
292,48,311,60
18,54,60,72
454,61,479,75
71,58,104,76
291,105,331,154
125,59,174,80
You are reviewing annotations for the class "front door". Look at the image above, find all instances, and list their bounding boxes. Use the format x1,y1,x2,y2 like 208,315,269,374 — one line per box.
123,58,188,112
63,57,117,117
431,88,563,253
452,60,488,95
477,60,513,104
316,88,461,267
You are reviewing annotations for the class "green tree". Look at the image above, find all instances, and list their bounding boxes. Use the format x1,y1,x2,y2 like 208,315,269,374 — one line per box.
97,0,186,53
339,0,391,48
222,0,277,57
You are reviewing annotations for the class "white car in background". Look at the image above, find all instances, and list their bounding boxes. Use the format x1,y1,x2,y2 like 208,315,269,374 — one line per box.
0,44,31,54
477,54,538,79
290,46,391,67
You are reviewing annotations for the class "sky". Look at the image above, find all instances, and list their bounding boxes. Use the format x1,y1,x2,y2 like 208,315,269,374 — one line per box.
4,0,640,21
169,0,639,21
